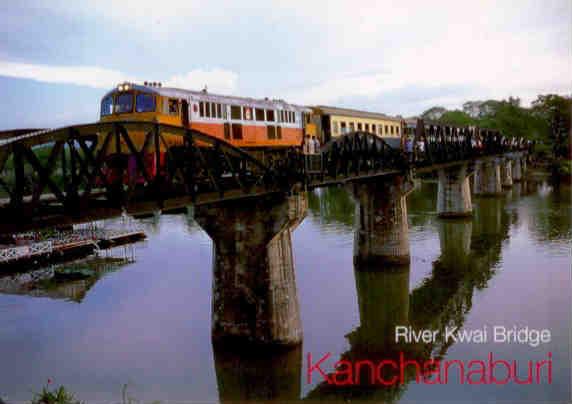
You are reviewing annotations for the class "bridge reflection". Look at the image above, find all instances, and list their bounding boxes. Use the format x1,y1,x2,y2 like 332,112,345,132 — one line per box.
0,252,134,302
203,180,514,402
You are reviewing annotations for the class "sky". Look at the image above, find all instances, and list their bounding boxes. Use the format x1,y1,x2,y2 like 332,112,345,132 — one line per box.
0,0,570,129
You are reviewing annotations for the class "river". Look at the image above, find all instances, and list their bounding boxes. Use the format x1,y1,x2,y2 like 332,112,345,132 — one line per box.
0,176,570,403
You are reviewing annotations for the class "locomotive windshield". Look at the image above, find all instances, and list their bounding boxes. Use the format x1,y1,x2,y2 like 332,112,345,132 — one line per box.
100,96,113,116
136,93,155,112
115,93,133,114
101,92,156,117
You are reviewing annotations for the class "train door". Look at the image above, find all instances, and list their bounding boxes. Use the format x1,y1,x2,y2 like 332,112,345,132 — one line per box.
181,99,189,127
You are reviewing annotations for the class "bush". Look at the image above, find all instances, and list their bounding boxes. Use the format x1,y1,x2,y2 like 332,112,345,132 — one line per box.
31,382,82,404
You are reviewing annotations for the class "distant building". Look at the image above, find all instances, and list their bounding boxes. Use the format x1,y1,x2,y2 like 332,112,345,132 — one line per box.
462,100,499,118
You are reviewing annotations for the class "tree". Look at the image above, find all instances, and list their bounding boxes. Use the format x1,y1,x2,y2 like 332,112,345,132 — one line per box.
531,94,572,159
437,110,475,126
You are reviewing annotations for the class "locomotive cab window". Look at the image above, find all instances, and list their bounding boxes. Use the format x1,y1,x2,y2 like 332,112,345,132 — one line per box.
101,96,113,117
115,93,133,114
135,93,155,113
255,108,265,121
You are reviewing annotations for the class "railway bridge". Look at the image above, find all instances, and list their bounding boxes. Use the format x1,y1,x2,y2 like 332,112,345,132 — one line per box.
0,120,530,234
0,120,531,350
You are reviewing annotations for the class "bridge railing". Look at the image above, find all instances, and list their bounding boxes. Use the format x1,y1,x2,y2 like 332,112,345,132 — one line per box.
410,121,533,166
0,121,284,221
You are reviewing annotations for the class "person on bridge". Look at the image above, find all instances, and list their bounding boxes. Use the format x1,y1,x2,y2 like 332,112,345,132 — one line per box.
303,135,311,155
405,136,414,162
313,136,321,154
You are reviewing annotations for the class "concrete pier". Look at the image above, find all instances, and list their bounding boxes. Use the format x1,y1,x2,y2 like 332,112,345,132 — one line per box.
194,193,307,346
351,176,413,266
501,158,513,187
436,164,472,217
473,158,503,196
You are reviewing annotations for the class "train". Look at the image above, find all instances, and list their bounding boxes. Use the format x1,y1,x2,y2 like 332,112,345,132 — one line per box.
99,81,403,151
97,81,404,186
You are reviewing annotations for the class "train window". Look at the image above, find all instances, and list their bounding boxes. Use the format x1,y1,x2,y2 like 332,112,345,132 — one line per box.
205,102,211,118
357,123,362,131
135,93,155,113
332,121,339,134
266,109,275,122
267,125,276,139
168,99,179,115
255,108,265,121
231,105,241,120
222,104,228,119
341,122,347,134
243,107,253,120
290,111,295,123
199,102,205,117
277,126,282,139
216,103,222,119
115,93,133,114
101,96,113,116
232,123,243,139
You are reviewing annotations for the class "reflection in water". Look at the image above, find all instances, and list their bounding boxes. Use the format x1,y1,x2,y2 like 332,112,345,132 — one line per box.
308,186,354,230
213,343,302,403
0,176,569,402
0,250,134,302
305,181,513,402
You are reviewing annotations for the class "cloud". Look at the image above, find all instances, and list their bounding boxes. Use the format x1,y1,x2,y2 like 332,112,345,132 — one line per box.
0,62,133,89
0,62,239,93
1,0,570,119
165,69,238,94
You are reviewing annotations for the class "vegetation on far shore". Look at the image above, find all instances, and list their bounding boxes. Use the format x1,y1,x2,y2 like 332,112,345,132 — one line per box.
422,94,571,161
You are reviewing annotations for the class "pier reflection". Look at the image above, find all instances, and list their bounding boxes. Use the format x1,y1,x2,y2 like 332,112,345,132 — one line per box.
305,183,511,402
213,343,302,403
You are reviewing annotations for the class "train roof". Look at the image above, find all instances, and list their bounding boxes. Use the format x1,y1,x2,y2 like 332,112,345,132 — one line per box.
103,83,311,112
313,105,402,122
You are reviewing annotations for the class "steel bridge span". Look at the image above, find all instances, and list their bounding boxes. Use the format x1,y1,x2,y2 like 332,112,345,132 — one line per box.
0,120,530,234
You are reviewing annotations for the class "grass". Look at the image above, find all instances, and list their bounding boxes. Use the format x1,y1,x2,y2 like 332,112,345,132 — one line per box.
21,382,162,404
30,382,82,404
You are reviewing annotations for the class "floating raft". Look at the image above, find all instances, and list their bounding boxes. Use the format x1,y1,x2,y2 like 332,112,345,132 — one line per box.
0,228,146,271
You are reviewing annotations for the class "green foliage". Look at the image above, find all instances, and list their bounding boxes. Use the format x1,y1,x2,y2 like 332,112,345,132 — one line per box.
438,110,476,126
531,94,571,159
31,383,82,404
426,94,571,160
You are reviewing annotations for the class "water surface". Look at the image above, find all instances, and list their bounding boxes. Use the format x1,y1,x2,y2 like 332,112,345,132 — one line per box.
0,178,570,403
